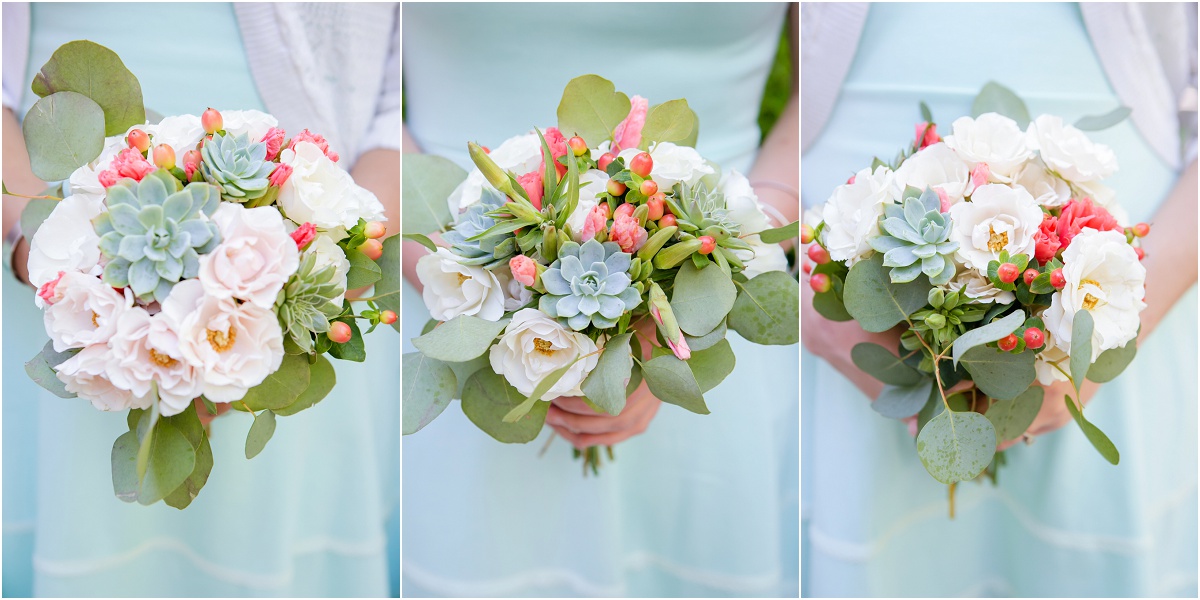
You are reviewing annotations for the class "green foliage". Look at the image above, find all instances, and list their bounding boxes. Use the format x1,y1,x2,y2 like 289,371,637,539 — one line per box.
402,352,456,435
1074,106,1131,131
374,236,401,332
639,99,699,149
873,379,934,419
683,321,727,352
728,271,800,345
972,81,1031,129
851,342,923,386
556,75,631,147
239,353,312,411
413,315,509,363
812,262,852,322
116,407,197,506
672,260,737,336
687,339,736,393
402,153,463,235
273,354,336,417
1087,339,1137,383
345,247,383,289
245,410,277,459
986,386,1043,443
327,303,366,362
25,341,78,398
402,233,437,253
20,197,58,242
581,333,634,416
1069,309,1094,394
1064,394,1120,465
843,254,931,333
756,19,792,141
461,367,547,443
916,409,997,485
22,91,106,181
31,40,145,136
642,354,708,414
161,408,212,510
959,345,1036,400
950,310,1026,366
757,221,800,244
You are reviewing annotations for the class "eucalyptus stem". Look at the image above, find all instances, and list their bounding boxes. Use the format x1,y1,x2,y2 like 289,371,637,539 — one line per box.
349,291,399,303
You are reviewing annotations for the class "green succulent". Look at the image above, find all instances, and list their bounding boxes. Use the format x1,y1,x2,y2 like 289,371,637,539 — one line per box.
275,252,346,353
869,187,958,285
441,188,516,267
904,287,989,349
94,170,221,303
199,132,275,203
539,239,641,330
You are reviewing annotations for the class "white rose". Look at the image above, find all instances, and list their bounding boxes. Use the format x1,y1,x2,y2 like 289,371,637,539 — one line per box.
564,169,609,240
43,272,132,352
1034,333,1072,385
947,183,1042,273
1041,229,1145,361
821,165,898,266
942,113,1033,182
488,308,600,397
719,170,773,234
893,143,970,204
446,131,545,214
151,114,205,155
492,264,534,312
943,268,1015,305
303,233,351,305
199,203,300,309
736,237,789,278
106,307,205,416
279,141,385,229
618,142,714,189
1026,115,1118,183
67,135,126,204
27,194,105,289
416,248,505,321
1012,158,1071,207
219,109,278,142
56,345,152,412
160,280,286,403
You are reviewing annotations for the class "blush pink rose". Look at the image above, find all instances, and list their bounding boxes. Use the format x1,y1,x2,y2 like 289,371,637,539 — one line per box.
915,122,939,149
289,129,339,162
269,163,293,187
611,95,649,154
517,171,543,210
290,222,317,250
508,255,537,287
98,147,156,187
580,205,607,242
1057,197,1122,249
935,187,952,213
1033,214,1061,264
261,127,286,161
37,271,66,305
609,213,648,253
970,162,990,189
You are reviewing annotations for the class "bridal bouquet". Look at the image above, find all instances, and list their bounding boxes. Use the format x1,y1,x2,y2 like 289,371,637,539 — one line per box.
403,75,799,472
12,42,400,508
805,82,1146,503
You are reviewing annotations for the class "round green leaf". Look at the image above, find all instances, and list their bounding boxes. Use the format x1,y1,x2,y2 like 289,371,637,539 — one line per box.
163,435,212,510
403,352,457,435
461,368,547,443
812,289,852,322
345,247,383,290
32,40,146,136
402,154,464,235
873,379,933,419
375,236,401,332
950,310,1026,367
916,409,997,485
959,346,1036,401
239,353,312,411
412,315,508,363
1069,309,1094,393
111,430,140,503
642,354,708,414
687,339,736,393
639,99,697,149
851,342,923,386
19,197,59,242
273,354,337,416
245,410,277,459
971,81,1030,129
843,254,930,333
672,260,737,336
22,91,106,181
1087,340,1137,383
581,333,634,416
24,341,78,398
986,385,1044,443
556,75,631,147
137,421,196,506
684,320,727,352
728,271,800,345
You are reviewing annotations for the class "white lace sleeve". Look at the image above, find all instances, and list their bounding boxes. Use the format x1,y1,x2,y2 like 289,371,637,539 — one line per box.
3,2,30,112
358,3,401,154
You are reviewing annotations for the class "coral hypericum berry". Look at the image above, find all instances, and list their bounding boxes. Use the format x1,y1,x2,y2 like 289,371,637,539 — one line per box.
380,310,398,325
800,224,815,244
698,236,716,255
359,239,383,261
127,129,150,152
629,152,654,178
998,334,1019,352
152,145,176,170
597,153,616,172
659,214,677,227
997,262,1020,284
1133,222,1150,237
640,180,658,196
614,203,635,218
567,136,587,157
1022,268,1039,286
810,273,831,293
201,108,223,134
328,321,353,344
807,243,830,265
606,179,627,196
646,197,665,220
1050,268,1066,289
1023,328,1045,350
364,221,387,239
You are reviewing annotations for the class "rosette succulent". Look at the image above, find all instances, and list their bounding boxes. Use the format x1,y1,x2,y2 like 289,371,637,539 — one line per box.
94,169,221,302
441,188,516,267
199,132,275,203
869,187,958,285
539,239,641,330
275,252,346,352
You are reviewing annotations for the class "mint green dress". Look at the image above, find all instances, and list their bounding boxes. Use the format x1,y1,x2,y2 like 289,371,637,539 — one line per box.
4,4,398,596
801,4,1197,596
402,3,798,597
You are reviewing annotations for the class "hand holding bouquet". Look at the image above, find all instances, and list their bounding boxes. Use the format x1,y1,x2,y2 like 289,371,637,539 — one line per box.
403,75,800,472
805,82,1147,509
11,42,400,508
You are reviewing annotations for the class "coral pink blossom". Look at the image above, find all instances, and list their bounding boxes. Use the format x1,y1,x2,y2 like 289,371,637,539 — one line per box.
290,222,317,250
543,127,569,179
934,187,952,213
1033,214,1061,264
580,205,607,242
37,271,66,305
970,163,990,189
289,129,339,162
650,304,692,360
261,127,286,161
517,171,543,210
269,163,293,187
611,95,649,154
609,213,648,253
1056,197,1123,249
915,122,939,149
509,255,537,287
846,174,856,185
98,147,155,187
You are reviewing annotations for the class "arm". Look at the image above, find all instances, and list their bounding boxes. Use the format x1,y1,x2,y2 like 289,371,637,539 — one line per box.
3,107,43,286
747,3,800,231
401,125,433,292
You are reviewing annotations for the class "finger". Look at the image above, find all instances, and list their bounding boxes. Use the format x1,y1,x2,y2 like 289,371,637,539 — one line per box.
548,424,594,450
546,399,650,435
550,396,602,416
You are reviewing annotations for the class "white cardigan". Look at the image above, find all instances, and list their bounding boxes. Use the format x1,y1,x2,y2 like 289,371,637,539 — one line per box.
800,2,1198,169
2,2,401,164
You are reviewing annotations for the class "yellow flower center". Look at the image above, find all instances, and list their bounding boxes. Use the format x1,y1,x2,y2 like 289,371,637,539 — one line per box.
456,273,470,285
533,338,556,356
987,227,1009,253
206,326,237,353
1080,278,1102,311
91,311,99,327
149,348,178,368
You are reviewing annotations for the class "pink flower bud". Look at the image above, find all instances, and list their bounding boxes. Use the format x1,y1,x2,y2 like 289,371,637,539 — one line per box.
609,213,648,253
915,122,939,149
611,95,648,154
260,127,286,161
182,150,202,179
269,164,293,187
98,147,156,187
516,170,543,210
289,129,339,162
666,332,691,361
580,205,607,242
543,127,569,178
970,162,990,189
290,222,316,250
935,187,952,212
846,174,856,185
509,255,538,287
37,271,66,305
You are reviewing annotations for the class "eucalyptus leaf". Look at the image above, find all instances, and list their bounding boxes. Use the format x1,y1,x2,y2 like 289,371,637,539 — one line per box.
843,254,930,332
1087,340,1137,383
137,419,196,506
683,321,727,352
375,236,401,332
31,40,146,135
412,315,509,363
402,154,464,235
345,247,382,290
1064,394,1120,465
728,271,800,345
851,343,922,386
951,310,1026,366
111,431,139,503
1074,106,1131,131
402,233,438,253
986,385,1043,443
916,409,997,484
556,75,631,147
687,339,736,393
672,260,737,336
244,410,277,459
1069,309,1094,394
461,368,547,443
873,378,933,419
24,341,78,398
971,81,1030,129
757,221,800,244
581,333,634,416
642,354,708,414
812,289,852,322
327,311,366,362
503,357,580,422
239,353,312,411
402,352,457,435
960,346,1036,401
22,91,106,181
273,354,336,417
639,99,697,149
163,435,212,510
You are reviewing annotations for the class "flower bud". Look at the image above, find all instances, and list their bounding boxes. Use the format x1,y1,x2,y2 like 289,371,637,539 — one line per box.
127,129,150,152
648,282,690,360
364,221,387,239
182,149,202,179
509,254,538,287
359,239,383,261
269,163,293,187
928,287,945,308
468,141,519,198
652,238,703,269
201,108,223,134
924,313,946,329
637,225,678,262
290,222,317,250
970,162,990,189
380,310,398,325
329,321,353,344
152,145,176,170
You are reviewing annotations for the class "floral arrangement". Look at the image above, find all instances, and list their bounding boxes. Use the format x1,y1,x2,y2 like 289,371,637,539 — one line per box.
402,75,800,472
804,82,1147,509
12,42,399,508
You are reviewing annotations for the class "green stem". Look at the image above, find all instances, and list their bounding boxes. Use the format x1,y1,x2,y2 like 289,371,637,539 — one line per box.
349,291,399,303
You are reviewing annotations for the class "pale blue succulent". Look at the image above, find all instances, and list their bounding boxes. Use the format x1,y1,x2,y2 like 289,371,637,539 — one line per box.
94,169,222,302
869,187,959,285
539,240,641,330
199,132,275,203
442,187,515,267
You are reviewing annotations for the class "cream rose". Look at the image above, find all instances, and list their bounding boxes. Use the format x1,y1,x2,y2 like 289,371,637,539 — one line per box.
942,113,1033,182
618,142,714,189
27,195,105,290
279,141,386,229
1041,229,1145,361
56,345,152,412
893,142,971,204
220,109,279,143
151,114,205,155
159,280,285,403
1012,158,1072,207
943,269,1015,305
42,272,132,352
106,307,205,417
492,264,534,312
821,165,898,266
199,203,300,309
1026,115,1118,183
947,183,1042,273
489,308,600,397
447,131,545,213
416,248,505,321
